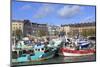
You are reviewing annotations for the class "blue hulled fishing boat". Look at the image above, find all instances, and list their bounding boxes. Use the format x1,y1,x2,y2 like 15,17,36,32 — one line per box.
17,42,56,62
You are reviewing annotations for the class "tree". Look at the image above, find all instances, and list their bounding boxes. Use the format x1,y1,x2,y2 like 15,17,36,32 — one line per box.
14,29,23,40
54,31,59,36
67,31,73,37
81,29,95,37
37,29,47,37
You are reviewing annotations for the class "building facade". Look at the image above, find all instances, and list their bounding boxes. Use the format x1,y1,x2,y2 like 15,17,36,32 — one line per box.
12,20,24,32
32,23,48,37
12,20,48,37
48,25,60,36
61,22,96,36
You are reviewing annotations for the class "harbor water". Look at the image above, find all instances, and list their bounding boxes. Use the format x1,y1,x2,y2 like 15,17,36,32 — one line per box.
12,54,96,66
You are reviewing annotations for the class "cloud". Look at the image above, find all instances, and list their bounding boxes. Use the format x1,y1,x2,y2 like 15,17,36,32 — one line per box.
20,4,32,10
33,4,54,18
58,5,82,18
82,16,95,22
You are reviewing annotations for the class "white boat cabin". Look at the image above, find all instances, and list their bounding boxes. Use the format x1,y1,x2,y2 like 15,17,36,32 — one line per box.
34,44,46,52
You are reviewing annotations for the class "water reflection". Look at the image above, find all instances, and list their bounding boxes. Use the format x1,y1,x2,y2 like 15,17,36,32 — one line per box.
12,54,96,66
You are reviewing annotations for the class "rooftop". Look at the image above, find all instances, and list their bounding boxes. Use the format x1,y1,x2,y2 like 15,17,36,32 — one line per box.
12,20,47,25
61,22,96,27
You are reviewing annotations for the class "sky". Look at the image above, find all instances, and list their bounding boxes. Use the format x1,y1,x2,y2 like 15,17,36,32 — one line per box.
12,0,96,25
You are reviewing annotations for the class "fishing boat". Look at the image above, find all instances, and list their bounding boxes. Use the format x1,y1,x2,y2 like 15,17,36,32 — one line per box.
17,43,56,62
59,36,96,57
59,47,95,57
47,38,62,48
17,54,30,62
16,39,33,50
30,43,56,61
15,40,33,55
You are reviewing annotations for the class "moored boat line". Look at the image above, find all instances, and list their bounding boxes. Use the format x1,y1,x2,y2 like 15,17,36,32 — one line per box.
59,48,95,56
12,35,96,63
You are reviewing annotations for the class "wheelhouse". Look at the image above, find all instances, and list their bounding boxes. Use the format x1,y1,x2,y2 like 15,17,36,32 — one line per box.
34,44,46,52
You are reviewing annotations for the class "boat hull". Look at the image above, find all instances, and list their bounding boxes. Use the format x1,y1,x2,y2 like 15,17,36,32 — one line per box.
31,53,54,62
30,50,55,61
16,53,55,62
59,48,95,57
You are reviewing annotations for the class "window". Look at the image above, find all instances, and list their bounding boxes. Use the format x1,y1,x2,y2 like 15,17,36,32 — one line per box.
30,54,35,56
19,27,21,29
42,48,44,50
35,49,37,51
13,27,15,29
20,55,26,57
38,49,40,51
